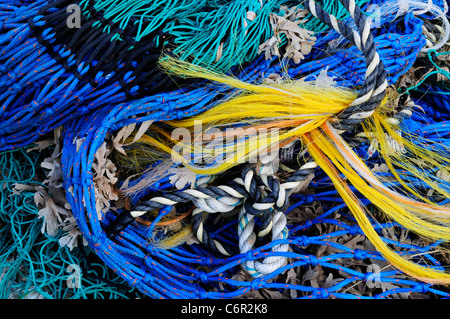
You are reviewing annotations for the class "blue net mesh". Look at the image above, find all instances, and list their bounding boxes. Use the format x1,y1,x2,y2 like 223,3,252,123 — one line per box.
0,0,428,151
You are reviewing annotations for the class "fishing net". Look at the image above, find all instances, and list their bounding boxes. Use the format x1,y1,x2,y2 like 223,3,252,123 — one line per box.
0,146,145,298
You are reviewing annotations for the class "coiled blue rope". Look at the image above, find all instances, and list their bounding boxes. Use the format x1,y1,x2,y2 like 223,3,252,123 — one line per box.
59,72,450,298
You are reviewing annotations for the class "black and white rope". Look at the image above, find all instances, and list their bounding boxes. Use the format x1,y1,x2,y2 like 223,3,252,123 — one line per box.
355,86,415,154
194,0,389,263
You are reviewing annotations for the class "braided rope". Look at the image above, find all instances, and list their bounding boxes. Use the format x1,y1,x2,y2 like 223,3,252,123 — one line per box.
234,0,390,275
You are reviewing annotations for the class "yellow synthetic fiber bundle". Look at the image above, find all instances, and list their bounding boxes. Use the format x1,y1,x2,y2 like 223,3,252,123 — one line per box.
135,206,194,249
126,57,450,283
156,225,193,250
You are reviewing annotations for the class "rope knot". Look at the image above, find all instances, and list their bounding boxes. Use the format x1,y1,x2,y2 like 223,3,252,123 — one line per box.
246,250,258,261
141,273,154,285
9,82,22,93
68,177,82,185
201,256,214,266
348,225,360,236
305,194,315,204
174,109,186,119
251,278,265,290
77,105,90,115
77,60,85,71
43,107,55,117
144,255,154,270
95,232,108,248
414,283,430,294
296,235,311,247
70,172,93,185
81,171,93,182
265,176,288,211
241,165,258,191
76,95,85,104
31,100,40,110
12,7,23,19
197,288,208,299
241,166,287,215
37,126,49,136
363,271,376,283
33,78,47,88
391,39,401,51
